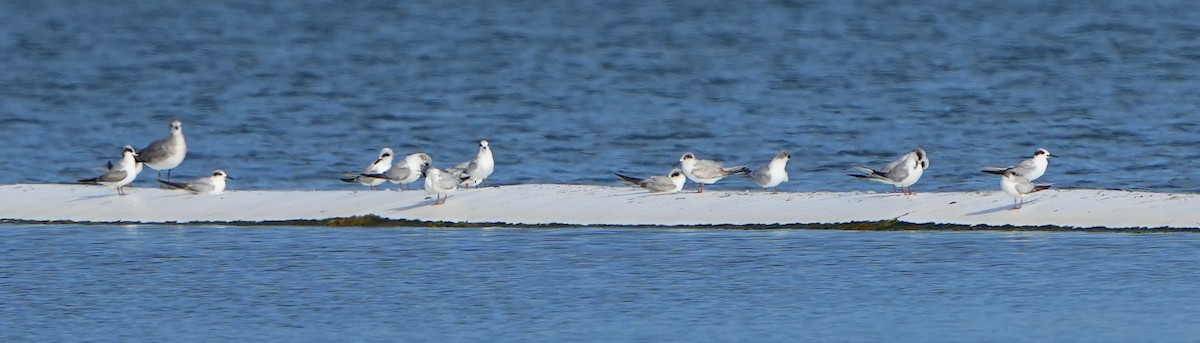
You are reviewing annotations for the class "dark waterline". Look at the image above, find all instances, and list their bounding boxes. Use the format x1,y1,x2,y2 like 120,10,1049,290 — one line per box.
3,1,1200,340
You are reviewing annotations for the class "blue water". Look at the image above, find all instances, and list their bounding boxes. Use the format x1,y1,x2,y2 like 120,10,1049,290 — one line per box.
4,1,1200,341
0,225,1197,341
2,0,1200,192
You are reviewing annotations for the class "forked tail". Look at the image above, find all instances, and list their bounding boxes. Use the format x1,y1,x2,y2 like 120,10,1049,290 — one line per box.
613,172,643,184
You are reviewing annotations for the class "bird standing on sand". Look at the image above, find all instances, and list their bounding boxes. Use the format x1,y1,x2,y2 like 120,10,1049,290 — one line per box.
423,163,460,205
750,150,791,193
1000,170,1052,209
982,148,1055,181
678,152,751,193
449,140,494,188
847,148,929,195
79,145,140,195
362,152,432,190
137,119,187,182
341,147,394,190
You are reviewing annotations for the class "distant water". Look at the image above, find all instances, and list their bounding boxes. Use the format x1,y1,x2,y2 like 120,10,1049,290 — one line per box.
4,2,1200,340
0,225,1197,341
2,0,1200,193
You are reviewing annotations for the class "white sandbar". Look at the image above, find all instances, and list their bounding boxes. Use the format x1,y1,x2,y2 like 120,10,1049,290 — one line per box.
1,184,1196,229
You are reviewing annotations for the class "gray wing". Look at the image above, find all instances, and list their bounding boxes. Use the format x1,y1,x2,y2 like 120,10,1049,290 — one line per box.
879,155,904,174
185,178,217,193
640,175,678,192
1013,177,1038,194
97,169,129,183
137,137,173,163
385,165,415,181
436,169,460,189
877,152,916,182
750,167,771,185
448,159,474,177
721,163,750,174
1008,158,1037,176
882,164,910,183
690,159,728,179
1012,177,1053,194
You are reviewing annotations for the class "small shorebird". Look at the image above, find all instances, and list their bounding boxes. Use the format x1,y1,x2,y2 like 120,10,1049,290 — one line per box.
362,152,432,190
982,148,1055,181
678,152,750,193
847,148,929,195
341,147,394,190
423,163,460,205
79,145,140,195
614,168,687,193
1000,170,1052,209
449,140,494,188
750,150,791,193
160,169,234,195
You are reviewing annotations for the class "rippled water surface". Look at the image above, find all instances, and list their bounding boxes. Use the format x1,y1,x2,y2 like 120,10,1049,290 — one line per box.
1,225,1197,341
2,0,1200,192
4,2,1200,340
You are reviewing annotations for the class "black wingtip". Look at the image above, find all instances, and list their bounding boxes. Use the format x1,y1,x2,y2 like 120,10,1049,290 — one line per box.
158,180,187,190
339,177,357,183
613,172,641,184
846,173,869,179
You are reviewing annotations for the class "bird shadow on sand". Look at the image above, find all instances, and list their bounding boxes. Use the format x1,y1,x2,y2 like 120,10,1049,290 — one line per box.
859,192,918,199
965,199,1040,216
389,198,441,212
69,193,122,202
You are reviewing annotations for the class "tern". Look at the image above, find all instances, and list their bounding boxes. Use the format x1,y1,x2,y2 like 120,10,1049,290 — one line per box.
1000,170,1052,209
423,163,460,205
678,152,751,193
847,148,929,195
750,150,791,192
341,148,394,190
362,152,432,190
79,145,140,195
982,148,1055,181
614,169,687,193
159,169,234,195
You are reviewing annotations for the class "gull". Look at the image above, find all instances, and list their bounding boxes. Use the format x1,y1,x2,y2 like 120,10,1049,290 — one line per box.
362,153,432,190
341,148,394,189
136,119,187,182
449,140,494,188
750,150,791,192
614,168,686,193
847,148,929,195
982,148,1055,181
423,163,459,205
677,152,751,193
79,145,140,195
1000,170,1052,209
159,169,234,195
